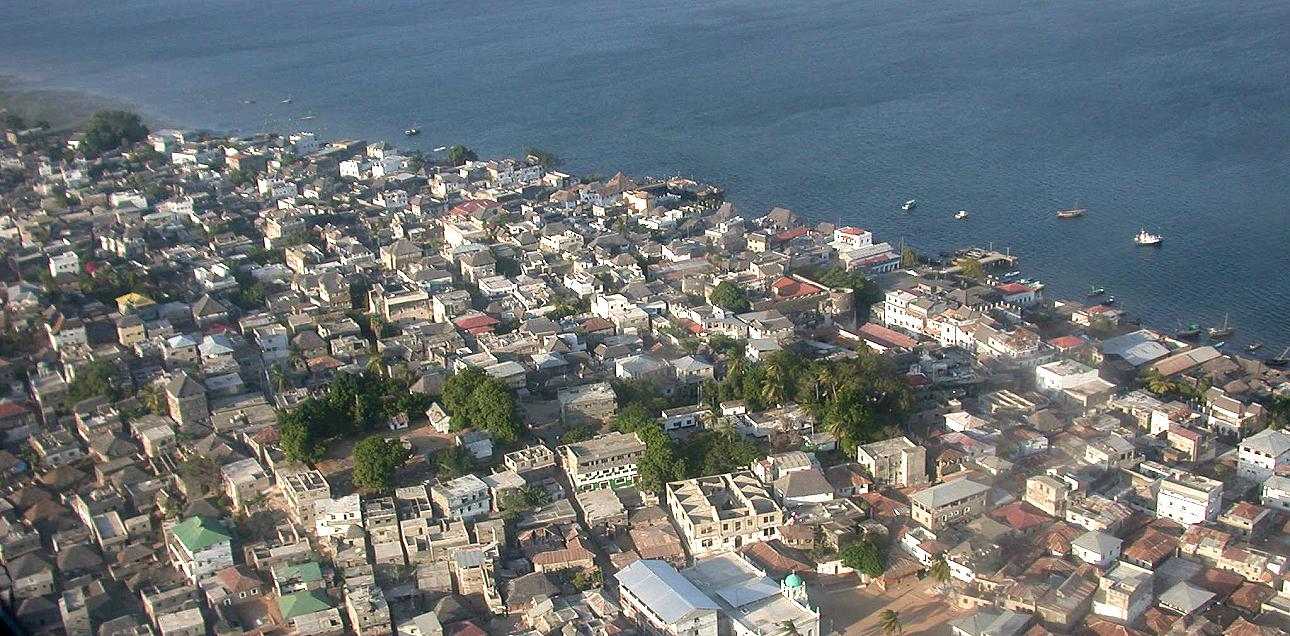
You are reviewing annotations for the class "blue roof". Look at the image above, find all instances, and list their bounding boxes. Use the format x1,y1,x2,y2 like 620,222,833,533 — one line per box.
614,560,719,624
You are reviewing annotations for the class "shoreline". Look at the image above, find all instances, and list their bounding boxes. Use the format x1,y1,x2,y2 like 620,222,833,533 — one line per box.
0,75,170,133
3,76,1281,357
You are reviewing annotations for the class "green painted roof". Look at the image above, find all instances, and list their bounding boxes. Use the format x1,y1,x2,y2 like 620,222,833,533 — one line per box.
172,516,232,553
279,561,324,583
784,572,804,588
277,589,333,620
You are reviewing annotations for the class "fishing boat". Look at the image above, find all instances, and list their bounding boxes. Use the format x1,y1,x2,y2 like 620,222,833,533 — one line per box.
1003,270,1020,278
242,99,255,105
1267,346,1290,367
1086,287,1105,297
1247,343,1263,352
1208,314,1234,339
955,210,970,220
1175,323,1202,339
1056,205,1085,219
1134,229,1163,245
901,199,916,212
404,128,420,136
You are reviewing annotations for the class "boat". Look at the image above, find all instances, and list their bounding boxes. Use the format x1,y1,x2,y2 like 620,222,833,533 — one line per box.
955,210,970,220
1134,229,1163,245
901,199,916,212
1086,287,1105,297
281,97,293,104
404,128,420,136
1247,343,1263,352
1175,323,1202,339
433,146,448,152
298,115,315,121
1056,206,1085,219
1103,296,1116,305
242,99,255,105
1208,314,1234,339
1213,341,1226,350
1267,346,1290,367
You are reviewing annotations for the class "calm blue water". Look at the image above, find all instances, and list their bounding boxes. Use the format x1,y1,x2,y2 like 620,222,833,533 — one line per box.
3,0,1289,352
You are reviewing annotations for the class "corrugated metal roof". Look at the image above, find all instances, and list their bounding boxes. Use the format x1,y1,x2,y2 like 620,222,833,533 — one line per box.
614,559,718,624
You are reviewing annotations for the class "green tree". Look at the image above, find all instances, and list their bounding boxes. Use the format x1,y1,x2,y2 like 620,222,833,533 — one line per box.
446,145,478,166
524,148,563,169
352,436,410,491
710,281,751,313
878,610,902,636
901,247,918,268
958,257,983,279
433,446,476,478
1268,395,1290,430
928,553,952,585
68,360,128,402
613,404,684,492
81,110,148,157
1143,369,1180,397
177,456,222,496
838,536,887,578
279,416,324,464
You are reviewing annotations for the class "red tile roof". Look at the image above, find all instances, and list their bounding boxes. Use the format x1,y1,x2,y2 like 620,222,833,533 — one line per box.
838,226,869,236
774,227,811,242
991,502,1052,532
996,283,1035,295
0,401,31,419
1047,335,1087,349
770,276,821,299
453,314,501,332
857,322,918,349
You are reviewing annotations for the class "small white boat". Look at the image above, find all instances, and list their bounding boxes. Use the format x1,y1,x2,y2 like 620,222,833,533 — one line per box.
404,128,420,136
433,146,448,152
281,97,293,104
901,199,916,212
955,210,970,220
1134,229,1162,245
298,115,315,121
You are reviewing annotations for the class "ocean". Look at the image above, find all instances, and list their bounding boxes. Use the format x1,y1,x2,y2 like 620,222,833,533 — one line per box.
2,0,1288,352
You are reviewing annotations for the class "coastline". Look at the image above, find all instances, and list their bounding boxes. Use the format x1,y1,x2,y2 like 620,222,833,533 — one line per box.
2,76,1281,357
0,75,168,132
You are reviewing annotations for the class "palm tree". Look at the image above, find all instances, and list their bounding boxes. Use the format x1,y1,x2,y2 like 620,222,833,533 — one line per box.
779,620,801,636
269,363,291,393
763,361,788,406
1144,369,1178,396
878,610,902,636
929,553,952,585
366,350,384,376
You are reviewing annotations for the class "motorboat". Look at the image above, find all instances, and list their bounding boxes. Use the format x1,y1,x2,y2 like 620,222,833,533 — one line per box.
955,210,970,220
1086,287,1105,297
1134,229,1162,245
901,199,916,212
1247,343,1263,352
404,128,420,136
1056,207,1085,219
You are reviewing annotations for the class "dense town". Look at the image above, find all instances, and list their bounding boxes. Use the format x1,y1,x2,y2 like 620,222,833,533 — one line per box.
0,112,1287,636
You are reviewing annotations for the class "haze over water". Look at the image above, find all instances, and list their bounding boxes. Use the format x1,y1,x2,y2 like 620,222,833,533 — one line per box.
3,0,1288,351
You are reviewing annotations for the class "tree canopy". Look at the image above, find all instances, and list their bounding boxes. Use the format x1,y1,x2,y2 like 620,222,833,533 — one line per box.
277,371,428,463
710,281,751,313
441,366,522,443
839,535,887,578
352,436,411,491
446,145,478,166
81,110,148,157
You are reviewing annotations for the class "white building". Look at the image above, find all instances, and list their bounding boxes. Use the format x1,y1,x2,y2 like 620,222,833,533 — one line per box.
1157,473,1223,525
1237,429,1290,482
167,516,234,584
48,251,79,277
1092,561,1153,623
1071,531,1122,568
315,494,363,538
1260,475,1290,513
430,474,491,520
1035,359,1100,394
615,560,719,636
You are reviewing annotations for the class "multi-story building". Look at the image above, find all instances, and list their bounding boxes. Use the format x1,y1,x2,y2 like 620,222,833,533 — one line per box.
559,431,646,492
1024,475,1071,517
344,583,392,636
430,475,491,520
1035,359,1100,394
1157,473,1223,526
1202,387,1265,438
615,559,720,636
665,472,784,558
1091,561,1153,623
557,382,618,427
856,436,928,487
1237,428,1290,482
167,516,234,583
165,371,208,427
909,478,991,530
280,469,331,527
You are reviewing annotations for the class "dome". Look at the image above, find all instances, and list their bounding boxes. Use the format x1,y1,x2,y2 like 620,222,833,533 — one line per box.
784,572,804,588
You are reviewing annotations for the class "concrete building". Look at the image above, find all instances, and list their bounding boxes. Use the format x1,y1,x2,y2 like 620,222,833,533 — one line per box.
557,382,618,427
909,479,991,530
165,371,208,427
856,436,928,487
1091,561,1153,623
666,472,784,558
1237,428,1290,482
167,516,234,583
615,559,720,636
1157,472,1223,525
1071,531,1122,568
681,552,820,636
431,474,491,520
559,431,646,492
280,469,331,527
